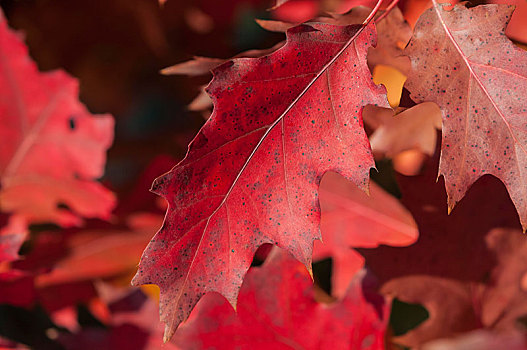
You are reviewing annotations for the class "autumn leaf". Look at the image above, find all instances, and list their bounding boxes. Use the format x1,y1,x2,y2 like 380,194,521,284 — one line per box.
35,213,163,288
132,20,388,339
258,5,370,32
314,171,418,297
368,102,442,157
481,228,527,331
382,275,481,347
0,10,115,228
367,7,412,74
173,248,390,349
377,228,527,348
270,0,381,23
403,3,527,230
359,152,524,347
160,57,225,76
258,6,412,73
360,152,522,287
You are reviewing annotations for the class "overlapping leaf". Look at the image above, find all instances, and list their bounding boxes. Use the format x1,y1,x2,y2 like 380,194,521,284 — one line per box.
404,3,527,230
378,228,527,348
360,152,524,347
315,171,417,297
174,248,390,349
258,6,412,73
133,21,388,339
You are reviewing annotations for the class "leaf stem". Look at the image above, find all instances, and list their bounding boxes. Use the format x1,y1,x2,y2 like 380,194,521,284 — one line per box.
363,0,385,25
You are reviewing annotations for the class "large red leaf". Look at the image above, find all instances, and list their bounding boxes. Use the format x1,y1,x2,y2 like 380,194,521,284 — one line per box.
133,21,388,339
0,10,115,228
173,248,390,349
403,3,527,230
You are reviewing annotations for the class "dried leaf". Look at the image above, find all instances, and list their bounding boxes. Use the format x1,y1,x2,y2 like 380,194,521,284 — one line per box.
404,3,527,230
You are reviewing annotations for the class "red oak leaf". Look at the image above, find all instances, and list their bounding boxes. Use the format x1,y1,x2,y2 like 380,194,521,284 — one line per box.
403,3,527,230
133,21,388,339
0,10,115,228
314,171,418,297
173,248,390,349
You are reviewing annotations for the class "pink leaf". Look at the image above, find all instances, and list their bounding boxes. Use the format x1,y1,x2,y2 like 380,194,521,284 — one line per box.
404,3,527,230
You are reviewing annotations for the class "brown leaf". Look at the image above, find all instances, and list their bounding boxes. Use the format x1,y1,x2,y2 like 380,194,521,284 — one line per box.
382,275,481,347
404,3,527,230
